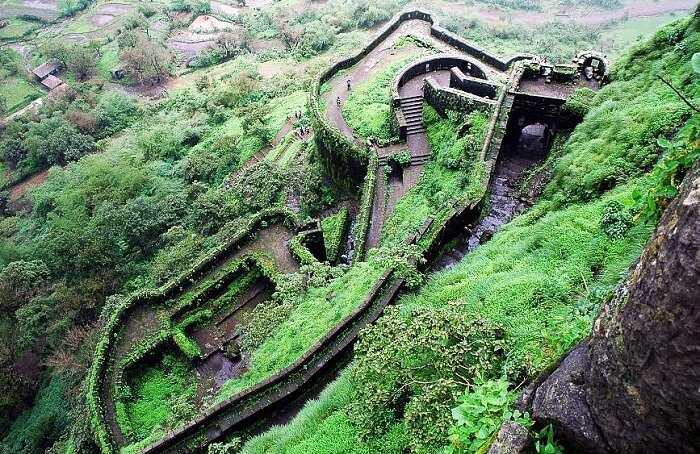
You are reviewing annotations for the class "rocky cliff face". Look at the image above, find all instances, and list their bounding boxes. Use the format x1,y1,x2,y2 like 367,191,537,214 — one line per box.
526,160,700,453
586,159,700,453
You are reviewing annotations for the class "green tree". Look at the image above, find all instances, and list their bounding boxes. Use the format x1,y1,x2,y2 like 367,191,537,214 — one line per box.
96,93,143,136
0,260,50,311
118,33,173,85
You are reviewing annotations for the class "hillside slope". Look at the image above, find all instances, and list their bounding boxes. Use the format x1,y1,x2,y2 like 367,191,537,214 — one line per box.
241,10,699,454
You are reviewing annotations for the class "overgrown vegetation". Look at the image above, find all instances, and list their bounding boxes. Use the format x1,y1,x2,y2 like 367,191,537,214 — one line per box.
238,13,696,454
0,0,696,451
381,106,488,247
122,353,197,441
321,206,349,262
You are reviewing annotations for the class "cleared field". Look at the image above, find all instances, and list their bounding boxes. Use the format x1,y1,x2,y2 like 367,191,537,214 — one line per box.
61,2,135,34
0,77,42,114
0,0,60,20
0,18,41,40
601,12,683,49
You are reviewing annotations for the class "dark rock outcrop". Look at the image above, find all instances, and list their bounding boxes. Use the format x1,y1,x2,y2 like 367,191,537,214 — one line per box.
586,160,700,453
526,160,700,453
532,340,610,454
488,421,533,454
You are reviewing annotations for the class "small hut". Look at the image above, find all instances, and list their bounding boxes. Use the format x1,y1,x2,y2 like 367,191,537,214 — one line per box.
32,59,62,82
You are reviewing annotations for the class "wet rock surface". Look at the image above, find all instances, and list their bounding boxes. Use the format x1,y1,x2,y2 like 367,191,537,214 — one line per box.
488,420,533,454
586,161,700,453
528,162,700,453
531,340,611,454
431,147,544,271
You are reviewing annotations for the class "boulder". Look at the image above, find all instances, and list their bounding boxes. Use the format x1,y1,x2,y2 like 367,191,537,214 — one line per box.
532,340,611,454
586,160,700,453
488,420,533,454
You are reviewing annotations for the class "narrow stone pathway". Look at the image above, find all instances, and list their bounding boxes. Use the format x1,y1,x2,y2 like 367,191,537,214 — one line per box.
320,23,482,252
228,119,310,186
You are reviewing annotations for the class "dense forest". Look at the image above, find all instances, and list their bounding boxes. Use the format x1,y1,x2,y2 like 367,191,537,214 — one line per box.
0,0,697,452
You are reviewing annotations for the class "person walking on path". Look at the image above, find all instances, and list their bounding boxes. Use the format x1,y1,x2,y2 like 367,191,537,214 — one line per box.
347,79,351,90
336,96,341,107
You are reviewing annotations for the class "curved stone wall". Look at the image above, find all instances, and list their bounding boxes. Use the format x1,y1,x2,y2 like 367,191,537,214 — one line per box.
309,8,530,188
87,209,306,453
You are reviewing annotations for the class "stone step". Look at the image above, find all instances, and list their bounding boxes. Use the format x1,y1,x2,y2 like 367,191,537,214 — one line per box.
403,108,423,117
400,99,424,108
401,104,423,111
404,116,423,123
406,127,427,136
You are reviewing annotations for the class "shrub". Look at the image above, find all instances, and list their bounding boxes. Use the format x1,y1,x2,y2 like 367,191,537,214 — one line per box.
600,200,633,239
348,306,505,452
446,378,529,454
321,207,349,262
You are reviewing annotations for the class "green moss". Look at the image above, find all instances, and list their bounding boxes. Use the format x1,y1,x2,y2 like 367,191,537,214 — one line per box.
321,206,349,262
123,353,197,442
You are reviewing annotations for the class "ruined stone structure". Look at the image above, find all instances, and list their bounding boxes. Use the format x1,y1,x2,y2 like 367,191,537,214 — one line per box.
90,9,610,454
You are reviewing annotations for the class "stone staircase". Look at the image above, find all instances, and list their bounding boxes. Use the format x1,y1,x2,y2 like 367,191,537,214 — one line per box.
399,95,426,136
378,153,431,167
227,149,267,186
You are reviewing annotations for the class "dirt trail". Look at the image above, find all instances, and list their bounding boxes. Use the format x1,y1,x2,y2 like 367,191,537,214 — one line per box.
322,20,434,141
8,168,49,198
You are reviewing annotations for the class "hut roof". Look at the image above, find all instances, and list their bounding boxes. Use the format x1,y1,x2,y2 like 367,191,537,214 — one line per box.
32,59,61,79
41,74,64,90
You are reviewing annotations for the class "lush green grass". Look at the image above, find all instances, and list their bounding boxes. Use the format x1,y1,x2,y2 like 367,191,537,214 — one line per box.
545,15,697,206
0,79,42,114
123,353,197,441
240,369,359,454
266,90,308,137
411,183,650,375
240,367,407,454
217,260,384,400
342,56,427,142
381,106,488,247
277,139,303,167
321,206,349,262
0,61,42,114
